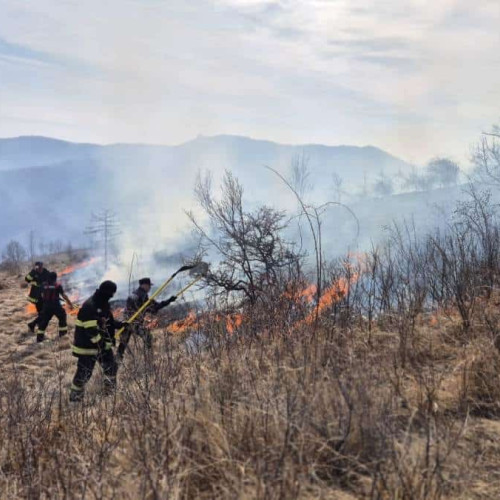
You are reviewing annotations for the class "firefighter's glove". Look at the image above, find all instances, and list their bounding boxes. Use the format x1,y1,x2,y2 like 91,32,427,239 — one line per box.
159,296,177,309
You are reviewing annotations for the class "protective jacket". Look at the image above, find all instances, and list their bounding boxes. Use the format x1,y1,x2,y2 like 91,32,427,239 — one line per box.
38,282,68,337
42,282,65,304
72,290,122,356
25,267,50,303
125,287,174,318
117,287,175,359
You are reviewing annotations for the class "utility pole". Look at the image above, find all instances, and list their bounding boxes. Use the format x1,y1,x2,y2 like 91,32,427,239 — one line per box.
27,230,36,265
85,210,121,270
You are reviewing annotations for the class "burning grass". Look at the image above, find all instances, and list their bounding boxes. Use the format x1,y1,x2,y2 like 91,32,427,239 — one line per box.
3,287,500,499
3,245,500,498
59,257,99,277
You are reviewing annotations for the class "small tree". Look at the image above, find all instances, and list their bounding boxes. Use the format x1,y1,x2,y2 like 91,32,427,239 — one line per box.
1,240,27,273
289,152,312,200
404,167,434,192
426,157,460,187
188,171,302,306
373,172,394,197
331,172,344,203
48,240,63,254
65,242,75,261
473,125,500,187
38,240,47,257
27,230,36,265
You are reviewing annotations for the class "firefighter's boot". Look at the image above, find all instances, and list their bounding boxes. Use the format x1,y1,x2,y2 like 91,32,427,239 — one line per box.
36,333,46,343
69,385,84,402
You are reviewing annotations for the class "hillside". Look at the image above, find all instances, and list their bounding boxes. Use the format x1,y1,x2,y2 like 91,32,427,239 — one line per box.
0,136,99,171
0,134,412,175
2,253,500,498
0,134,433,254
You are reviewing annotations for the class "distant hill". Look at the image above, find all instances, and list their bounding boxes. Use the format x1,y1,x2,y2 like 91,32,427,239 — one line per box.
0,136,99,171
0,134,412,179
0,134,423,252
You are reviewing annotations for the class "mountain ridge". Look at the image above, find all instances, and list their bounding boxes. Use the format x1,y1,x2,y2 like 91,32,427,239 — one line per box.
0,134,414,173
0,133,422,251
0,133,401,151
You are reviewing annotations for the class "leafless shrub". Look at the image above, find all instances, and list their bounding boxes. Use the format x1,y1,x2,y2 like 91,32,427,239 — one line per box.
6,167,500,499
473,126,500,187
2,311,476,499
289,152,312,200
426,157,460,187
1,240,27,273
460,344,500,417
187,171,303,307
27,230,36,265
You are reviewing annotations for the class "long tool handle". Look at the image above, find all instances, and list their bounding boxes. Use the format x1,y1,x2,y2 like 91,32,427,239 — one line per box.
116,273,178,340
149,276,203,338
175,276,203,298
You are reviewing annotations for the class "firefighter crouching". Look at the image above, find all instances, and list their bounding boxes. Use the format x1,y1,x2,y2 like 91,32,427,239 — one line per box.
70,280,127,402
25,261,51,333
116,277,176,362
37,272,74,342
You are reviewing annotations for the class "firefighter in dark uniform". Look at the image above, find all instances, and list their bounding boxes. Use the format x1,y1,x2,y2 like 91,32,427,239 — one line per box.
37,272,74,342
25,261,51,332
70,281,126,402
116,277,176,361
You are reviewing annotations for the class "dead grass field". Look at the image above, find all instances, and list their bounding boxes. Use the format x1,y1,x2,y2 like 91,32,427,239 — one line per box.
2,262,500,499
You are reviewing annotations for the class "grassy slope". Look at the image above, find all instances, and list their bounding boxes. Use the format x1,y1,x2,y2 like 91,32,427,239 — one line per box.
1,264,500,499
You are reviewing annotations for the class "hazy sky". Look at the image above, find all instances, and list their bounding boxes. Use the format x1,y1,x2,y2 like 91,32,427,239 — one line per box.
0,0,499,164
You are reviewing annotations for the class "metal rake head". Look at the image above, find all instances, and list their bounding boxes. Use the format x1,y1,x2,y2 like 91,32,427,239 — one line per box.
189,261,210,278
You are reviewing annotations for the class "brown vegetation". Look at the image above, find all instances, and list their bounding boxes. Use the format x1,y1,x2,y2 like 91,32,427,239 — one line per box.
2,269,500,499
2,180,500,498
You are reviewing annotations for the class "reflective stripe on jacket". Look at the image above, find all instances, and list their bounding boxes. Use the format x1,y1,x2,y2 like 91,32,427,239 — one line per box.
72,292,116,356
25,268,50,302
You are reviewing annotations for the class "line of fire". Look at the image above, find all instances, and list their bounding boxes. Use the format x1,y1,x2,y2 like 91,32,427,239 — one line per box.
24,255,362,337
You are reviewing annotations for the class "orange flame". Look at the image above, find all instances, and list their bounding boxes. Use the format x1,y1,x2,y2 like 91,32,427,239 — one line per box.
226,314,243,334
145,317,160,329
165,310,243,336
113,306,125,318
164,273,358,336
65,304,80,316
284,283,316,303
291,272,359,327
26,303,37,315
169,311,197,334
59,257,98,277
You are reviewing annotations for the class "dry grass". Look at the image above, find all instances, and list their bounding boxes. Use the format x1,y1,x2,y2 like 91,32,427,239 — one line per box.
1,266,500,499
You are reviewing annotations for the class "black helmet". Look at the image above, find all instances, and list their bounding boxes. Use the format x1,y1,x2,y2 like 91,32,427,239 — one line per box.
139,277,153,286
49,271,57,283
98,280,117,297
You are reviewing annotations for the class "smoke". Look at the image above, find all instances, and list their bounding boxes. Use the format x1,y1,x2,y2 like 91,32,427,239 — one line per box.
0,134,475,307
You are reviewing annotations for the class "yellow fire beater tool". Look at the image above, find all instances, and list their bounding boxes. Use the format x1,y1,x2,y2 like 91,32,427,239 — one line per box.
115,262,209,340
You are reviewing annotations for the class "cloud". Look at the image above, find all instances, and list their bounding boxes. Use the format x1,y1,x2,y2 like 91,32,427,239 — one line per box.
0,0,499,163
0,37,60,67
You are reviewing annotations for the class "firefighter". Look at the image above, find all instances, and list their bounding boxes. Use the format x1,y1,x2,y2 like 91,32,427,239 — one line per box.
69,280,126,402
116,277,176,361
36,272,74,342
25,261,51,332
